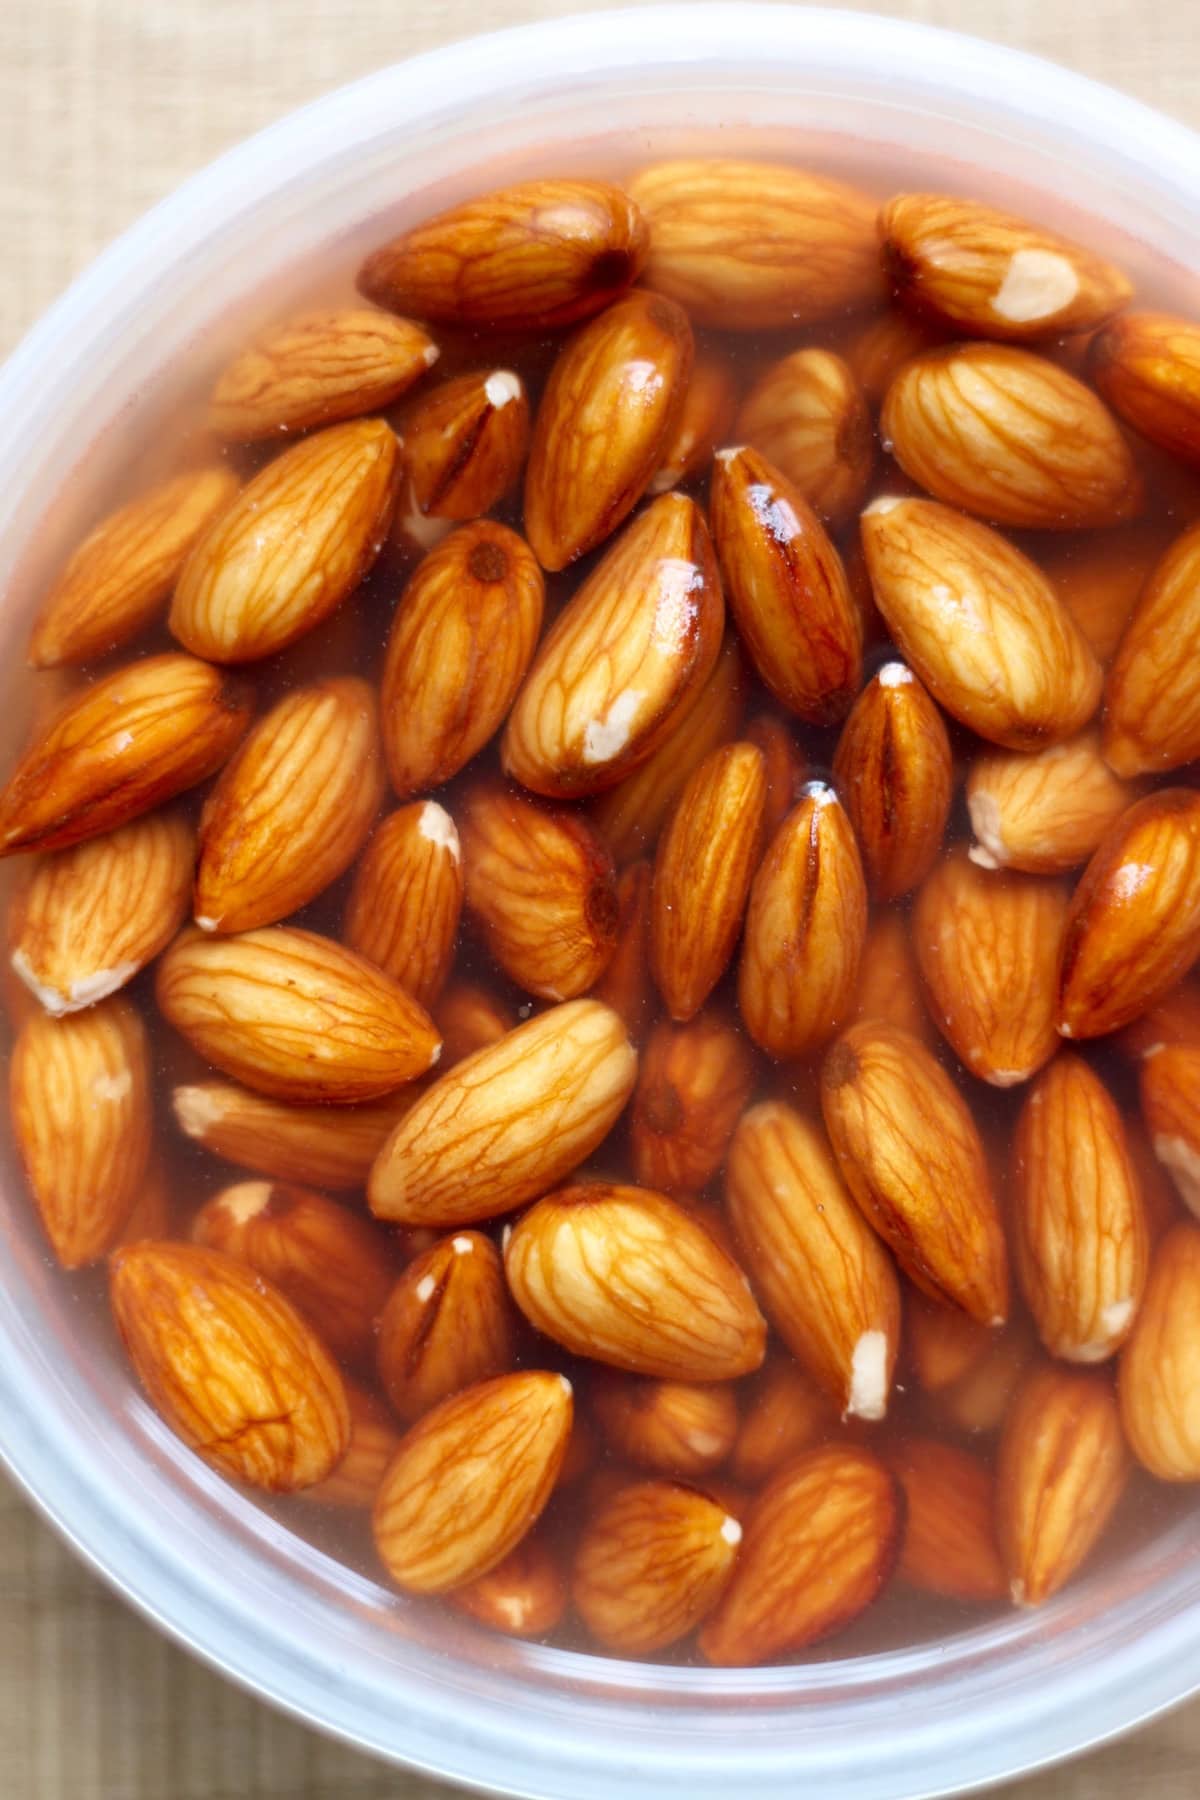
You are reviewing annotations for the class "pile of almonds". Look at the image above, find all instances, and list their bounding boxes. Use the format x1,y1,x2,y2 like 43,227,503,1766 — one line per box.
6,160,1200,1667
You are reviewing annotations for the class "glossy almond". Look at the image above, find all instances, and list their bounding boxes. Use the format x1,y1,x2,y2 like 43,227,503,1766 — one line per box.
861,495,1102,750
880,192,1132,340
171,1080,416,1191
28,467,239,668
648,356,738,494
368,1000,636,1226
171,420,401,662
377,1230,514,1422
110,1242,350,1491
195,676,383,933
630,1013,755,1197
967,731,1139,875
11,998,152,1268
891,1438,1005,1603
401,367,530,519
574,1480,740,1654
833,663,952,902
710,445,861,724
1141,1044,1200,1217
855,911,933,1046
156,925,440,1103
435,981,517,1070
344,802,463,1008
735,348,873,528
1044,523,1169,665
592,860,656,1044
591,1373,738,1477
1090,311,1200,465
0,653,252,856
738,784,867,1060
372,1371,572,1593
358,180,648,330
308,1382,402,1509
744,715,808,841
1119,1220,1200,1478
451,1535,568,1639
729,1361,830,1487
1104,520,1200,777
629,159,880,329
504,1181,766,1381
841,308,947,404
821,1021,1009,1324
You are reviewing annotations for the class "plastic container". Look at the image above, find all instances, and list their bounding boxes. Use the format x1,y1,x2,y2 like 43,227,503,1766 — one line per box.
2,9,1200,1796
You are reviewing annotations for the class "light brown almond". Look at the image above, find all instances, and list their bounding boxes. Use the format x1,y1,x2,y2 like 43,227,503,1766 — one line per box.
840,307,947,404
1104,520,1200,777
451,1535,568,1639
648,355,738,493
855,911,933,1047
744,714,808,840
736,348,873,528
344,802,463,1008
1090,311,1200,464
933,1321,1035,1436
890,1438,1005,1603
1141,1043,1200,1216
376,1230,514,1422
630,1013,755,1197
308,1381,402,1509
113,1155,174,1249
1119,1220,1200,1479
574,1479,740,1654
905,1288,992,1395
832,662,952,901
399,366,530,520
592,859,656,1044
591,1373,738,1477
171,1080,416,1191
729,1360,830,1486
966,730,1139,875
434,981,517,1070
1116,979,1200,1065
1043,522,1170,666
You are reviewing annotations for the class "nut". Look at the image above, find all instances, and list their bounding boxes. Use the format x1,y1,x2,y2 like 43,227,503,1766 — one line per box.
630,1013,755,1196
590,1372,739,1477
344,802,463,1008
931,1320,1035,1437
401,367,530,520
904,1288,992,1395
1090,310,1200,465
1118,1219,1200,1479
832,661,952,901
889,1438,1005,1603
966,730,1139,874
376,1229,513,1422
1140,1043,1200,1216
591,860,656,1044
729,1360,831,1487
840,307,946,404
648,355,737,493
451,1535,568,1639
434,981,516,1070
171,1080,416,1191
744,714,808,840
855,911,933,1047
573,1479,741,1654
1104,520,1200,776
735,348,873,528
1042,521,1173,665
308,1380,402,1509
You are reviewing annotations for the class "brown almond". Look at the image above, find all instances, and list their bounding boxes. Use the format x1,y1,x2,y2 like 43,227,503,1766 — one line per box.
1119,1219,1200,1478
1090,311,1200,465
1116,979,1200,1064
344,802,463,1009
890,1437,1005,1603
377,1230,514,1422
1043,522,1171,666
648,355,738,494
729,1360,830,1487
399,366,529,520
451,1535,567,1639
1104,520,1200,777
630,1013,755,1197
171,1080,416,1191
832,662,952,901
735,348,873,528
840,307,947,404
435,981,517,1070
905,1288,992,1395
113,1155,174,1249
591,1373,738,1477
591,860,656,1044
1141,1043,1200,1216
744,714,808,841
574,1479,741,1654
855,911,933,1047
967,730,1139,875
933,1321,1036,1436
308,1381,402,1509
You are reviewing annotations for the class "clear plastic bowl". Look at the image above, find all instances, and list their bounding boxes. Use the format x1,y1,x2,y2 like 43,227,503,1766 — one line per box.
2,8,1200,1797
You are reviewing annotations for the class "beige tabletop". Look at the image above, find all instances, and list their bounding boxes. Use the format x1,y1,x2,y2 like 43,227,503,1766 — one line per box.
2,1,1199,1795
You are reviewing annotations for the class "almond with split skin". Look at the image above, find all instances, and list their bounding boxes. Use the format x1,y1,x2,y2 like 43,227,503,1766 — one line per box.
1044,523,1171,665
401,367,530,520
358,179,648,330
171,419,400,663
372,1370,572,1594
111,1241,350,1491
1104,520,1200,777
832,662,952,902
156,925,440,1103
1090,311,1200,465
890,1438,1005,1603
855,911,933,1047
504,1181,766,1381
344,802,463,1009
1119,1220,1200,1479
28,467,239,668
434,981,516,1070
727,1101,901,1421
0,654,252,857
171,1080,416,1190
729,1361,830,1487
195,676,383,933
861,495,1101,750
308,1381,402,1509
11,811,194,1016
821,1021,1009,1325
451,1535,568,1639
376,1230,514,1422
368,999,636,1227
744,715,807,841
591,1374,738,1478
648,355,737,494
967,731,1139,875
630,1013,755,1197
592,860,656,1044
574,1479,741,1655
735,348,873,528
1141,1045,1200,1217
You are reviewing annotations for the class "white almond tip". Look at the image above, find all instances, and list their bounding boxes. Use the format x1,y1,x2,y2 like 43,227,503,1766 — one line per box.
11,949,138,1016
863,494,906,518
845,1329,889,1422
418,801,460,860
484,369,521,407
719,1515,743,1546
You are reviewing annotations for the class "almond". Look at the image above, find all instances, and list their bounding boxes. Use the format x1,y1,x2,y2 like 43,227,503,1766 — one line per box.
912,848,1066,1087
110,1241,350,1491
861,495,1102,750
0,654,252,856
358,180,648,329
1119,1219,1200,1479
435,981,516,1070
1116,979,1200,1064
113,1155,174,1249
190,1179,395,1366
648,355,737,494
376,1229,513,1422
882,342,1141,529
832,662,952,901
1128,1119,1186,1245
630,1013,754,1197
28,468,239,668
905,1288,992,1395
933,1320,1035,1436
308,1381,402,1509
368,999,636,1226
156,925,440,1103
171,419,400,662
821,1021,1009,1324
591,1373,738,1477
629,159,880,329
451,1535,567,1639
591,860,656,1044
461,781,618,1001
504,1180,766,1380
855,911,933,1046
171,1080,415,1190
890,1438,1005,1603
1043,523,1170,666
735,348,873,528
966,730,1139,875
1141,1044,1200,1216
710,445,861,724
744,715,808,840
371,1370,572,1593
11,811,194,1015
739,783,867,1060
1090,311,1200,465
698,1445,901,1665
997,1362,1129,1604
1057,789,1200,1039
573,1479,740,1653
840,308,946,404
195,677,383,933
729,1360,830,1486
727,1101,901,1420
650,742,766,1020
1104,520,1200,777
879,192,1131,340
344,802,463,1008
11,997,152,1268
400,366,530,519
1013,1056,1148,1361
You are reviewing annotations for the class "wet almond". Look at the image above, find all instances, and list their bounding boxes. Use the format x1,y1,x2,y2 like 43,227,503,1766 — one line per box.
630,1012,755,1196
735,347,873,528
574,1479,741,1654
344,802,463,1009
1104,520,1200,777
1090,311,1200,466
401,367,530,520
376,1230,514,1422
966,731,1139,875
832,662,952,902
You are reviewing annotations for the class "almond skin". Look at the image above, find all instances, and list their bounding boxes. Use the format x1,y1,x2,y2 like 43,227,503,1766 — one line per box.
966,730,1139,875
195,676,384,933
110,1241,350,1491
1090,311,1200,465
357,180,648,330
735,348,873,528
381,520,544,798
11,810,194,1015
0,653,252,856
629,159,880,329
308,1381,402,1509
1119,1220,1200,1478
882,342,1141,529
699,1445,901,1665
739,783,867,1060
592,860,656,1045
832,662,952,902
460,781,618,1002
1104,520,1200,777
710,445,861,725
171,419,401,662
368,1000,636,1227
591,1373,739,1477
912,848,1066,1087
400,367,530,520
573,1479,741,1654
821,1021,1009,1324
156,925,440,1103
451,1535,568,1639
890,1438,1005,1603
171,1080,416,1191
371,1370,572,1594
344,802,463,1009
28,467,239,668
1012,1056,1148,1362
376,1230,514,1422
650,741,766,1020
1057,789,1200,1040
648,355,738,494
435,981,517,1070
504,1180,766,1381
729,1360,831,1486
997,1362,1129,1604
744,715,808,841
11,997,152,1268
1141,1044,1200,1217
861,495,1102,750
855,910,934,1047
879,193,1132,340
630,1013,755,1197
